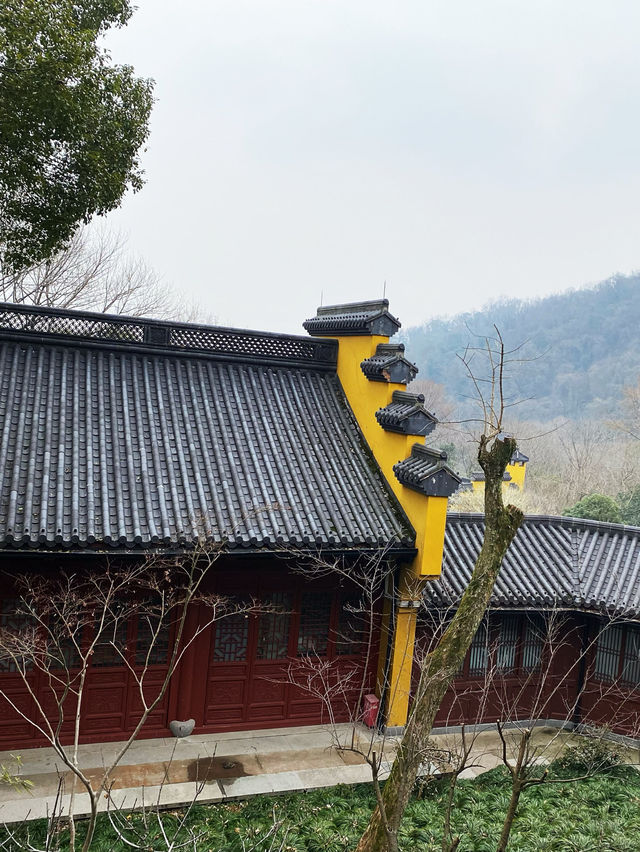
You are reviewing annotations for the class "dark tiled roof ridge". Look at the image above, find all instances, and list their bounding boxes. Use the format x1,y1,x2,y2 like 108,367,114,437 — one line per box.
394,444,461,498
0,302,337,371
303,300,401,338
315,298,391,317
447,512,640,536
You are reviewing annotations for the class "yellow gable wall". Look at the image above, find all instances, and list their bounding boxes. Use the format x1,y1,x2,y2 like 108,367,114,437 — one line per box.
505,461,526,489
334,335,447,578
328,328,455,726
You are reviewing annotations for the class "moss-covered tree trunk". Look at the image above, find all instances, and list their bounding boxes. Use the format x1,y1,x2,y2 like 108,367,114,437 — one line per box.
356,435,524,852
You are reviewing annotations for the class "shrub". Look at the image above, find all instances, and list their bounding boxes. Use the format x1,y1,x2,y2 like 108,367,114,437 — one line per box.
553,734,624,774
563,494,622,523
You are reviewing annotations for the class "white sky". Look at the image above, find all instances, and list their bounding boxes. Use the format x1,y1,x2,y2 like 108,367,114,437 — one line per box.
104,0,640,334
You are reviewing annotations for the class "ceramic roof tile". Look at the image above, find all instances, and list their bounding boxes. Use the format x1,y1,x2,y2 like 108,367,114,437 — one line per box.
375,390,438,436
428,514,640,617
303,299,401,337
360,344,418,384
393,444,462,497
0,308,414,552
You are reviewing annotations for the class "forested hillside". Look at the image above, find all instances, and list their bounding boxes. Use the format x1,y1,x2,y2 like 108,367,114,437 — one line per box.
403,275,640,420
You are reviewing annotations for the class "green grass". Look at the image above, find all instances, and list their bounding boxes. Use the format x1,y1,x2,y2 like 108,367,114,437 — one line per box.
7,768,640,852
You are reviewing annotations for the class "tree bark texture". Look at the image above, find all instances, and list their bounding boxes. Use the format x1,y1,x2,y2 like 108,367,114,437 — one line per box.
356,435,524,852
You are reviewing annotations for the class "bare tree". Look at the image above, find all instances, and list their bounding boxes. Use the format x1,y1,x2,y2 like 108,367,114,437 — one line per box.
0,544,258,852
420,606,640,852
278,546,399,807
408,379,456,423
0,227,174,319
612,376,640,442
354,327,525,852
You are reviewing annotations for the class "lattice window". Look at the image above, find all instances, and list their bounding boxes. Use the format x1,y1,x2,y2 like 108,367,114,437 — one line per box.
257,592,292,660
336,594,363,656
214,613,249,662
468,622,489,677
135,614,171,666
622,626,640,688
169,327,324,362
92,618,129,668
0,599,34,673
297,592,332,657
522,616,545,672
0,305,336,365
0,308,144,343
496,615,519,674
594,625,623,683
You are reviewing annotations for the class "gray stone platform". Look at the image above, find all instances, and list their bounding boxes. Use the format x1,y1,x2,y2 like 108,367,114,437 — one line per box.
0,724,395,824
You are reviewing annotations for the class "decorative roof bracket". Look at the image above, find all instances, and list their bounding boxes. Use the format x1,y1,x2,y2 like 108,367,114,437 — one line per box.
376,390,437,436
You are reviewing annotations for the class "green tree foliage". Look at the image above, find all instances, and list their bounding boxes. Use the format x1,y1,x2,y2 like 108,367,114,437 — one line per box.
563,493,622,523
403,275,640,420
0,0,154,270
618,485,640,526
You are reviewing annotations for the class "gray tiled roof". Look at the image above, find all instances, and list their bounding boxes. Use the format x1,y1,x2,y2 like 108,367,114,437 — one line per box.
360,343,419,384
428,513,640,617
0,314,414,551
470,471,512,482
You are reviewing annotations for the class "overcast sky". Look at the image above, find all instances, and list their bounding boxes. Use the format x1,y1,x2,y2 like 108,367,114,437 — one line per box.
105,0,640,334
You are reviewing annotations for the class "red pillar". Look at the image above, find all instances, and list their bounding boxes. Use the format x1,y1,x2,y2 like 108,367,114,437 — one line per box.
174,602,205,725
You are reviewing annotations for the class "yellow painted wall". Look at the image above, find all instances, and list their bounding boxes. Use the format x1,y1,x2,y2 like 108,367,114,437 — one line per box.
386,602,418,727
334,335,445,578
472,461,527,496
331,330,453,726
505,461,526,489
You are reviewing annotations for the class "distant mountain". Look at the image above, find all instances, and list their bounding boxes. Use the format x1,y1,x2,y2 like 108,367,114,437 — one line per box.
402,275,640,421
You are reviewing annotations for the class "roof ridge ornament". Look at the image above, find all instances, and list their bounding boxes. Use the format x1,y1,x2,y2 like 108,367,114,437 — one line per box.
360,343,418,384
376,390,438,436
303,299,401,338
394,443,461,497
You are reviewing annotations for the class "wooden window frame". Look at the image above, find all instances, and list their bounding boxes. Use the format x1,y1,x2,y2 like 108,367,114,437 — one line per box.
456,612,546,680
593,621,640,690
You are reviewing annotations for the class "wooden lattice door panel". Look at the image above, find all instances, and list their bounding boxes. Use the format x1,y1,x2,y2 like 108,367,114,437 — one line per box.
203,577,374,731
205,610,252,726
82,669,129,736
0,676,40,744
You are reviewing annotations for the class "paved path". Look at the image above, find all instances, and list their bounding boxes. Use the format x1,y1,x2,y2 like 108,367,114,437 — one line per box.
0,723,578,824
0,724,395,824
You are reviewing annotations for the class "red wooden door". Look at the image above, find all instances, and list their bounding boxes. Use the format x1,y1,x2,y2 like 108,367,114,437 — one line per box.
201,574,371,732
81,612,173,742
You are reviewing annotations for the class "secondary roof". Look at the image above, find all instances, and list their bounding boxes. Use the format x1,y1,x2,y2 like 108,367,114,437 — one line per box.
430,513,640,618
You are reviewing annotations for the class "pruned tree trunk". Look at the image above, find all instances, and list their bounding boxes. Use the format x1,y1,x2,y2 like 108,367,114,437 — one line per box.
356,434,523,852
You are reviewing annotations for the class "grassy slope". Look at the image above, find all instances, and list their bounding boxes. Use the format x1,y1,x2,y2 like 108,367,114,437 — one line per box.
13,768,640,852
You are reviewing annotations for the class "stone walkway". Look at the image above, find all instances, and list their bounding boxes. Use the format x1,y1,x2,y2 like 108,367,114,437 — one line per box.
0,724,394,824
0,723,580,824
